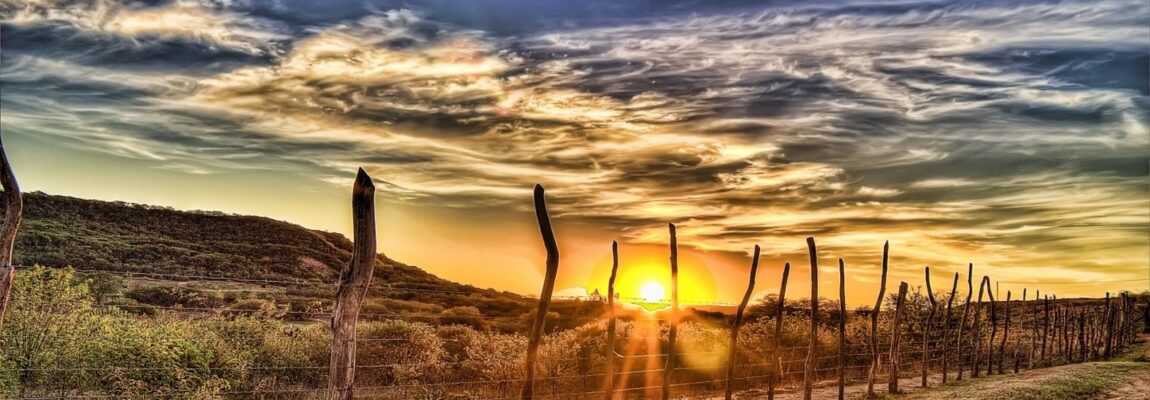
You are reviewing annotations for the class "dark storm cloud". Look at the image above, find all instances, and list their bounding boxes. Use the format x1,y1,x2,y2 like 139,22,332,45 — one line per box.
1,0,1147,281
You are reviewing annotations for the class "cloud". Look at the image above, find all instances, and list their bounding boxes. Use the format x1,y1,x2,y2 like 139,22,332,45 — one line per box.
2,0,1147,292
0,0,289,55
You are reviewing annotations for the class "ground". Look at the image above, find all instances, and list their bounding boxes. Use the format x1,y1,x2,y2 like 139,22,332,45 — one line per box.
720,334,1150,400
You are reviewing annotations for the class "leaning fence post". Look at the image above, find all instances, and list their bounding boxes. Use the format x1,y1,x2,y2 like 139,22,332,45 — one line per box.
725,245,760,400
838,259,847,400
921,267,937,388
327,168,377,400
768,262,790,400
888,282,908,394
956,264,974,381
522,184,561,400
662,223,679,400
865,242,890,397
0,134,24,330
605,241,619,400
1029,290,1039,369
941,272,959,383
803,237,819,400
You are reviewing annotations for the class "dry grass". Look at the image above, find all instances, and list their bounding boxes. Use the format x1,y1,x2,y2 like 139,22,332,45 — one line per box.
888,335,1150,400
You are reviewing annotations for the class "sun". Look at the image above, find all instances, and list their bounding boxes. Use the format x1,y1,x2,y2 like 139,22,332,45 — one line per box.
639,281,665,303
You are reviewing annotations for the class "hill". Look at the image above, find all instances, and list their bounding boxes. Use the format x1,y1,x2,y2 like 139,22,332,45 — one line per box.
2,191,609,331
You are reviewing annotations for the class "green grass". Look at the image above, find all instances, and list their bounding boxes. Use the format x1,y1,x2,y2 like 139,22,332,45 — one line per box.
892,341,1150,400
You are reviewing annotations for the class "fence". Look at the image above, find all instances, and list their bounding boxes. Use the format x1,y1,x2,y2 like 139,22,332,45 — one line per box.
0,173,1147,400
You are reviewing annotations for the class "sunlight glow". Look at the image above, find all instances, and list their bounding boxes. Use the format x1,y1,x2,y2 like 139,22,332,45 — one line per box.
639,281,665,303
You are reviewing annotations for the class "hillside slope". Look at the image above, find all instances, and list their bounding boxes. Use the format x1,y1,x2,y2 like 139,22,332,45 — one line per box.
3,192,546,320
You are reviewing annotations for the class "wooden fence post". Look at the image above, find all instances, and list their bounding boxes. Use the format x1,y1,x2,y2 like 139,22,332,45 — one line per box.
803,237,819,400
985,280,997,376
522,184,561,400
725,245,760,400
0,134,24,330
1044,294,1053,363
941,272,959,383
921,267,937,388
1035,290,1044,367
662,223,679,400
956,264,973,381
838,259,847,400
768,262,790,400
865,242,890,397
997,291,1010,374
970,276,988,378
1014,288,1025,373
1077,309,1087,362
1104,292,1114,360
605,241,619,400
888,282,908,394
327,168,377,400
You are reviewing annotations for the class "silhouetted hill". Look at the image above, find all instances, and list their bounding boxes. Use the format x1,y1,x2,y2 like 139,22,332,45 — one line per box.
4,192,559,322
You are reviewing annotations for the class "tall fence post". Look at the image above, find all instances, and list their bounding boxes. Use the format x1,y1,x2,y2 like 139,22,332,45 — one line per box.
1030,290,1040,369
865,242,890,397
838,259,847,400
522,184,561,400
921,267,936,388
662,223,679,400
1041,294,1050,363
725,245,760,400
0,134,24,330
970,276,988,378
327,168,377,400
888,282,908,394
768,263,790,400
803,237,819,400
941,272,959,383
1104,292,1114,360
1013,288,1026,373
605,241,619,400
956,264,973,381
985,280,997,376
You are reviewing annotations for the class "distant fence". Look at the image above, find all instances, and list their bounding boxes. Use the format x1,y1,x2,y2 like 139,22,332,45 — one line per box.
1,177,1148,400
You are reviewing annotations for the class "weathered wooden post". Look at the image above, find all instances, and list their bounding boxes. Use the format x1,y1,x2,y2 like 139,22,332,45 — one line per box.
328,168,377,400
941,272,959,383
1014,289,1026,373
1041,294,1050,363
803,237,819,400
0,134,24,330
998,291,1011,374
725,245,760,400
956,264,973,381
921,267,937,387
985,280,997,376
888,282,909,394
865,242,890,397
970,276,988,378
1104,292,1114,360
662,223,679,400
838,258,847,400
1077,309,1087,362
1030,290,1039,369
605,241,619,400
522,184,561,400
768,262,791,400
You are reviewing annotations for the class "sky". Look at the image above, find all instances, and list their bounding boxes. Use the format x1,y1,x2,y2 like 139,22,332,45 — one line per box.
0,0,1147,306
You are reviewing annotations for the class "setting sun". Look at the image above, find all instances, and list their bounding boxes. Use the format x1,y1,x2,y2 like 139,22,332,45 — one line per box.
639,281,665,303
